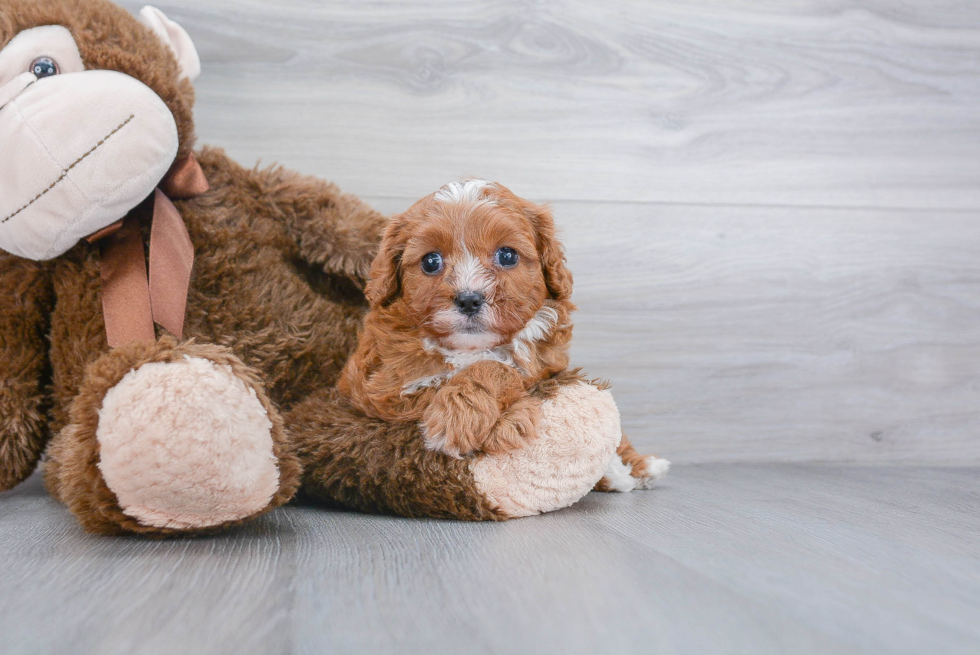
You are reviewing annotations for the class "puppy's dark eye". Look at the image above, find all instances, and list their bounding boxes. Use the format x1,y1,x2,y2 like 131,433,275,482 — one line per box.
421,252,443,275
30,57,60,79
495,247,519,268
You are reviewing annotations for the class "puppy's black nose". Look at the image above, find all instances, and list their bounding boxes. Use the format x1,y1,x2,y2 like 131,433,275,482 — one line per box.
454,291,485,316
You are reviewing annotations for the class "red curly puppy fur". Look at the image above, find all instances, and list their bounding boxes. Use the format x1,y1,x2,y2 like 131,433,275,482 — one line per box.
340,180,663,487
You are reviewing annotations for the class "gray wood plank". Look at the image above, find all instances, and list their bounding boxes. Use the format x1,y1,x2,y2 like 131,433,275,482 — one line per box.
583,464,980,655
118,0,980,209
2,465,979,654
288,499,864,655
0,474,298,655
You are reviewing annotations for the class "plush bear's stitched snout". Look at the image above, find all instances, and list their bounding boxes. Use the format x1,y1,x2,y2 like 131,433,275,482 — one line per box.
0,68,179,260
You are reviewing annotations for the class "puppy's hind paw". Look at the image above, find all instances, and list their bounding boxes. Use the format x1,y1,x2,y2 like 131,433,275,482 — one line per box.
594,454,670,493
596,453,638,492
633,455,670,489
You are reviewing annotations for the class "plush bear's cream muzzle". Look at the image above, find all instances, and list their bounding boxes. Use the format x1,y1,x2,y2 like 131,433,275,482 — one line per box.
0,68,179,260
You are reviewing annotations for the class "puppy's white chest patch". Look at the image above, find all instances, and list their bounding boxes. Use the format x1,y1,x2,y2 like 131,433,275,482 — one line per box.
399,306,559,396
435,342,517,371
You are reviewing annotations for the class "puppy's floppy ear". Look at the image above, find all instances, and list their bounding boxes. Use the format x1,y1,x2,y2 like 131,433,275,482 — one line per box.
365,214,407,307
523,201,573,301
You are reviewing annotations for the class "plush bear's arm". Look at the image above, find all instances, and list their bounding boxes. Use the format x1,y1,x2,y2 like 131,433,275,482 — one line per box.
290,388,503,521
290,378,623,521
277,182,387,286
0,256,53,491
197,148,387,286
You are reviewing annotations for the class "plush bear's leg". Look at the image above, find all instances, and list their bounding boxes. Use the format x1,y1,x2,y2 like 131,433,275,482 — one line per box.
45,338,300,536
292,381,621,520
593,435,671,492
290,388,502,520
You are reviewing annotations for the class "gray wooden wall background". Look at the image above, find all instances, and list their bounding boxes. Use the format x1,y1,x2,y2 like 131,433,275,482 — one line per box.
119,0,980,465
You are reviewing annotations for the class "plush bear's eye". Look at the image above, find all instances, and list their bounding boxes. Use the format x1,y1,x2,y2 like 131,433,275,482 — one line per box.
30,57,60,79
495,247,519,268
421,252,443,275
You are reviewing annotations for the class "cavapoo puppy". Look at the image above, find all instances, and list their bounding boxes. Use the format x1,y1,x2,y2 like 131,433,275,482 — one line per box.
339,179,669,491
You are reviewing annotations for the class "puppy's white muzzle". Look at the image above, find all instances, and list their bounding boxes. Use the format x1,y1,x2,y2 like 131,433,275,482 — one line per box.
0,69,179,260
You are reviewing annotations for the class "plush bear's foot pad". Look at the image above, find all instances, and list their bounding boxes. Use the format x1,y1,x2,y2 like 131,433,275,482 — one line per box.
470,383,621,518
96,356,280,529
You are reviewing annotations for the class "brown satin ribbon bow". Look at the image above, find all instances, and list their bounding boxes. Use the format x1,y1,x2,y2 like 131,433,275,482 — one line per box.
88,154,209,348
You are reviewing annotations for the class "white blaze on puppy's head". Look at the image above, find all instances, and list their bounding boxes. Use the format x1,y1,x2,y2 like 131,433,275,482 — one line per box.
434,179,497,207
451,248,495,297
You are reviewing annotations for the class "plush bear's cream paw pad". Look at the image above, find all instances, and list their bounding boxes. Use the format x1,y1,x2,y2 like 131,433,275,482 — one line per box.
96,356,280,529
471,383,620,518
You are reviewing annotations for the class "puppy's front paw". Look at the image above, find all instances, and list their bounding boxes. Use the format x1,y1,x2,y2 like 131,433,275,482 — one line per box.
422,384,499,458
482,396,541,456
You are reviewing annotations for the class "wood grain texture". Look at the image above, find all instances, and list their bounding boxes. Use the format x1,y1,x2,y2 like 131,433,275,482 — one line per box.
2,466,979,655
119,0,980,208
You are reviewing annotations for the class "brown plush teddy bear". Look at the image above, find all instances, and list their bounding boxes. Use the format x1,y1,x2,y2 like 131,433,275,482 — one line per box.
0,0,651,536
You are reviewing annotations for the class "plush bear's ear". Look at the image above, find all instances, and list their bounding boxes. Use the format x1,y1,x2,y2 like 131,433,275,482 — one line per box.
139,6,201,82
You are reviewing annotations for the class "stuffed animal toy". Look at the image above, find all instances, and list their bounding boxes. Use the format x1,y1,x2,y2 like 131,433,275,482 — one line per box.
0,0,660,536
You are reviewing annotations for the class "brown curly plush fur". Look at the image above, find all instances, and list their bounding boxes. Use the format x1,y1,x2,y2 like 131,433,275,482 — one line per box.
19,145,388,536
0,0,388,535
37,148,383,437
0,257,52,491
290,388,502,521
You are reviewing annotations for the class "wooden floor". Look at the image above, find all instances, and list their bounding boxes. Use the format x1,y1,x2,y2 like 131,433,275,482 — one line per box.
2,465,979,655
3,1,980,653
